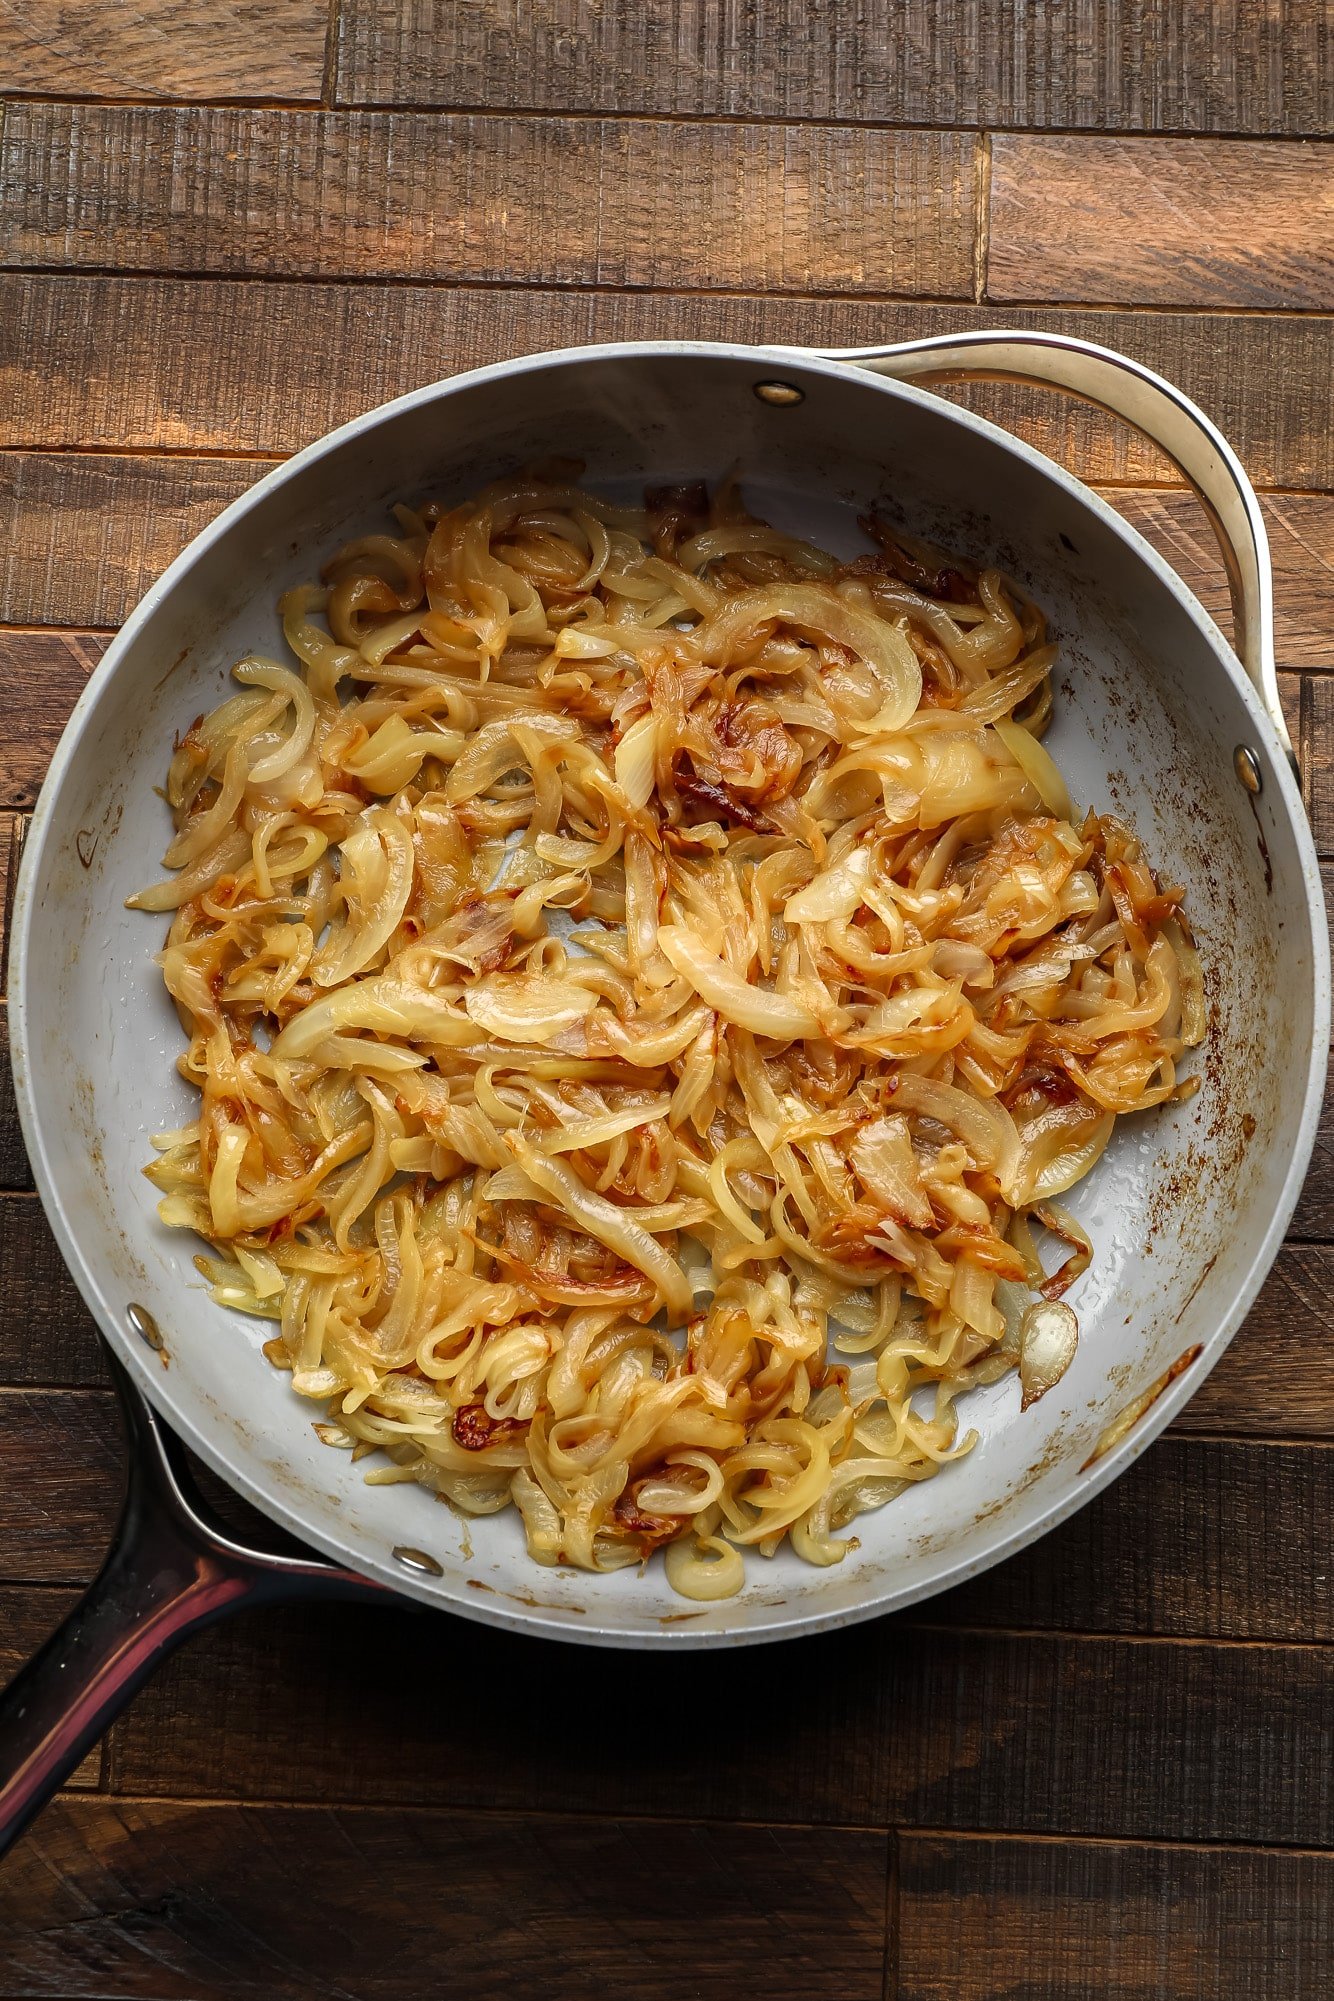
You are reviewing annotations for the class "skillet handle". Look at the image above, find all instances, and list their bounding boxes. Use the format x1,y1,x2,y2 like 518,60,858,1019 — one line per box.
0,1351,379,1861
813,329,1293,773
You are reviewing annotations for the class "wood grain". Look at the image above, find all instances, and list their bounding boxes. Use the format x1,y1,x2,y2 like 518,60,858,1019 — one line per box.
0,629,104,808
0,105,976,297
1290,1057,1334,1236
0,1587,103,1789
0,1042,32,1192
334,0,1332,137
1106,489,1334,675
1174,1245,1334,1438
1301,673,1334,855
0,1194,105,1381
0,1387,122,1581
898,1833,1334,1999
7,275,1334,491
0,455,270,627
103,1598,1334,1843
932,1435,1334,1643
0,0,328,101
0,1796,889,2000
990,136,1334,309
0,811,13,974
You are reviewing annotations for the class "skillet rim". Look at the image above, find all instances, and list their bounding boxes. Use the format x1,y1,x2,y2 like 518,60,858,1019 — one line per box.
11,337,1330,1647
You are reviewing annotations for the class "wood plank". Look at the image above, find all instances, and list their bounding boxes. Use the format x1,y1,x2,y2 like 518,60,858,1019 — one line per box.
0,1796,888,2000
0,455,271,628
334,0,1331,137
898,1833,1334,2000
3,1147,1333,1418
0,105,976,298
0,1587,103,1790
1289,1057,1334,1238
0,1387,122,1582
0,1194,106,1381
3,451,1332,674
7,1363,1331,1643
1301,673,1334,860
0,629,104,810
989,136,1334,310
7,276,1334,490
1103,489,1334,676
104,1598,1334,1842
4,1156,1334,1418
0,0,328,101
2,1112,1334,1408
1173,1244,1334,1440
0,1041,33,1193
934,1436,1334,1644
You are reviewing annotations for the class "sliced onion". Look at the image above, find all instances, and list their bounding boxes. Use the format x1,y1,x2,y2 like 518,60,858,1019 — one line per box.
613,713,657,808
689,584,921,731
506,1134,695,1322
891,1074,1021,1189
784,846,871,925
273,976,478,1058
657,925,822,1041
1018,1299,1079,1409
464,975,599,1044
312,806,415,988
994,718,1073,819
663,1534,744,1600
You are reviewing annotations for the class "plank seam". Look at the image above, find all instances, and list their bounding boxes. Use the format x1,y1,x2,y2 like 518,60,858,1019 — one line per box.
66,1789,1334,1854
1,263,1330,324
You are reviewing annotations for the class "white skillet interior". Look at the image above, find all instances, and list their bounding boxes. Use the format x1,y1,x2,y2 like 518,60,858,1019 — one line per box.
12,344,1326,1646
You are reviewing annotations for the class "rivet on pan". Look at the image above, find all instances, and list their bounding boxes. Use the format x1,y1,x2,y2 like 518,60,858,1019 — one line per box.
1234,745,1263,795
127,1302,165,1351
753,380,804,407
392,1545,444,1577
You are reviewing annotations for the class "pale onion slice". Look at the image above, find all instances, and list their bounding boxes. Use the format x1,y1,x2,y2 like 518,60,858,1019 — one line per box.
312,806,415,988
784,846,871,925
664,1534,745,1600
1018,1300,1079,1410
657,925,822,1041
994,717,1073,819
612,713,657,808
464,975,599,1045
890,1074,1022,1190
273,977,478,1059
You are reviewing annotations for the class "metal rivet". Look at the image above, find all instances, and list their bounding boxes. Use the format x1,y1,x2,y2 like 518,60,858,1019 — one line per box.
1234,745,1263,795
753,380,804,407
392,1544,444,1577
127,1302,164,1351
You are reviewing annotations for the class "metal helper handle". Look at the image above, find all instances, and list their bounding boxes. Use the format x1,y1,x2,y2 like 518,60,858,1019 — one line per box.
811,330,1292,771
0,1351,380,1861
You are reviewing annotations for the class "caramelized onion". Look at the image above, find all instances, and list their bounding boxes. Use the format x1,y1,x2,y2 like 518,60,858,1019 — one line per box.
136,472,1202,1600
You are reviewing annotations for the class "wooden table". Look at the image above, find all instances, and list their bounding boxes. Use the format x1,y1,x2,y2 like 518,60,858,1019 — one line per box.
1,5,1332,1993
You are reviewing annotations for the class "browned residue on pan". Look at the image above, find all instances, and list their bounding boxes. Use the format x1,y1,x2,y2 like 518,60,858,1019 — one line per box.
1174,1251,1219,1324
1079,1344,1204,1473
1245,788,1274,894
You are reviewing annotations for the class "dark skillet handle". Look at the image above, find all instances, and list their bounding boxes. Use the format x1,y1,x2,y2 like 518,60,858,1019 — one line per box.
0,1350,381,1860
